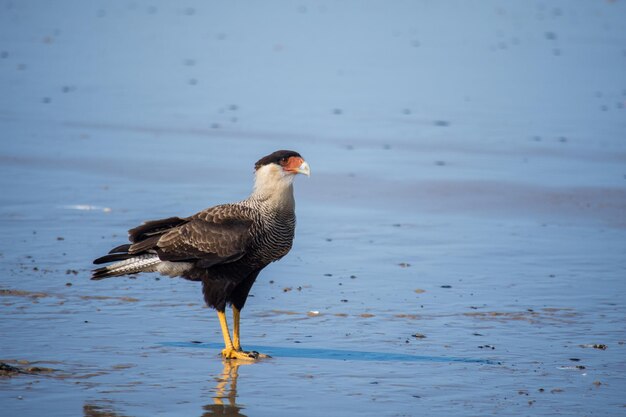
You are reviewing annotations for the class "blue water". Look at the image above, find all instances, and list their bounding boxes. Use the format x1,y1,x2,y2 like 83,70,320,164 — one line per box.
161,341,500,364
1,1,625,417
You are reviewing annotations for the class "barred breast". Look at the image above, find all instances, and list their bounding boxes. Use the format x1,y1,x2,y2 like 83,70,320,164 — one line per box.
239,199,296,266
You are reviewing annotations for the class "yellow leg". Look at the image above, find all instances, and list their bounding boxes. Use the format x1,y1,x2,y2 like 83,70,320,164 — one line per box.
217,310,234,352
232,306,270,359
217,309,267,361
232,306,241,351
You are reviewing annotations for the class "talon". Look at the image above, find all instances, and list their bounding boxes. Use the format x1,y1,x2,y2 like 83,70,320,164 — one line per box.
221,348,270,361
217,309,270,361
246,351,271,359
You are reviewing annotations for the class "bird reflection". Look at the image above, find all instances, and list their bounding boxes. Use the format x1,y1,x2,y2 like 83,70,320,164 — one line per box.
83,360,248,417
83,403,130,417
201,360,248,417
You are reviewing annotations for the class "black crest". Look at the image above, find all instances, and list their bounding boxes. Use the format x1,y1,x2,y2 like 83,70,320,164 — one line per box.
254,150,301,171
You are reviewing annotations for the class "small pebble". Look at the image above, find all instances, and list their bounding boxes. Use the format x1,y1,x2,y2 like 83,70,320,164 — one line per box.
545,32,557,40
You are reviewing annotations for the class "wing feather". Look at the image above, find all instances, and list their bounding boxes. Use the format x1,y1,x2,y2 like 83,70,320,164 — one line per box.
129,216,188,243
154,205,255,267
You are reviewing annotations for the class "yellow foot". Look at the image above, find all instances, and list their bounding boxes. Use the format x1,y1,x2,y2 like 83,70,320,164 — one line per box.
221,347,271,361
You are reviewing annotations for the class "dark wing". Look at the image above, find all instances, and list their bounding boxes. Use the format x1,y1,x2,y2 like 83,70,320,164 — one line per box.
129,216,188,243
151,205,255,268
93,216,189,265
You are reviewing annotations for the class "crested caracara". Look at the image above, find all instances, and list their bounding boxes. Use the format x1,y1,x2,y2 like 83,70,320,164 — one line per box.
92,150,310,360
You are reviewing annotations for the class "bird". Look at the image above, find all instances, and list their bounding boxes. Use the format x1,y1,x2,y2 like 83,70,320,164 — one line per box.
91,150,310,360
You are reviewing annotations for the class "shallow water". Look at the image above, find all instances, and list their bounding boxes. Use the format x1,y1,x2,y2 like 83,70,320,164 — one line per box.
1,1,626,416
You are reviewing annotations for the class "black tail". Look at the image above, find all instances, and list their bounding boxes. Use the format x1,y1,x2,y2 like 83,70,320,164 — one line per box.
91,266,128,280
91,216,186,280
91,253,161,280
92,243,142,280
93,243,133,265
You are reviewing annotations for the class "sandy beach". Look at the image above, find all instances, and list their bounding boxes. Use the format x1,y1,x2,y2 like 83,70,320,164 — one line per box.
1,1,625,416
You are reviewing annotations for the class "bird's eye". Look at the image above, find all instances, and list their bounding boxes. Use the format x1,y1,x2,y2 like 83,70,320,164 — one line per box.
279,157,288,165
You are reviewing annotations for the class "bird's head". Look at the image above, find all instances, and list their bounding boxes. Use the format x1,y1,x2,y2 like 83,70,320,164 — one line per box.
253,150,310,196
255,150,310,177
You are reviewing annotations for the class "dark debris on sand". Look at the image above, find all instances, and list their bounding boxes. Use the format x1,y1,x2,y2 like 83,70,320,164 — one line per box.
0,361,56,377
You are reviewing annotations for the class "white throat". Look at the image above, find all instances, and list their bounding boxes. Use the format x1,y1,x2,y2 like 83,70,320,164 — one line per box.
249,164,296,208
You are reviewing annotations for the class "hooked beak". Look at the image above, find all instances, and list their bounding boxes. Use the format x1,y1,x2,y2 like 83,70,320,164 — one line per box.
296,160,311,177
284,157,310,177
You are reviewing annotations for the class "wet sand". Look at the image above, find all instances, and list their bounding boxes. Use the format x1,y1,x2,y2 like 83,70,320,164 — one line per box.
1,1,626,416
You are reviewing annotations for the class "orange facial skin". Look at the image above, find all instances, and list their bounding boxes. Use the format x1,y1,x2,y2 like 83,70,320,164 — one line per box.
281,156,306,174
